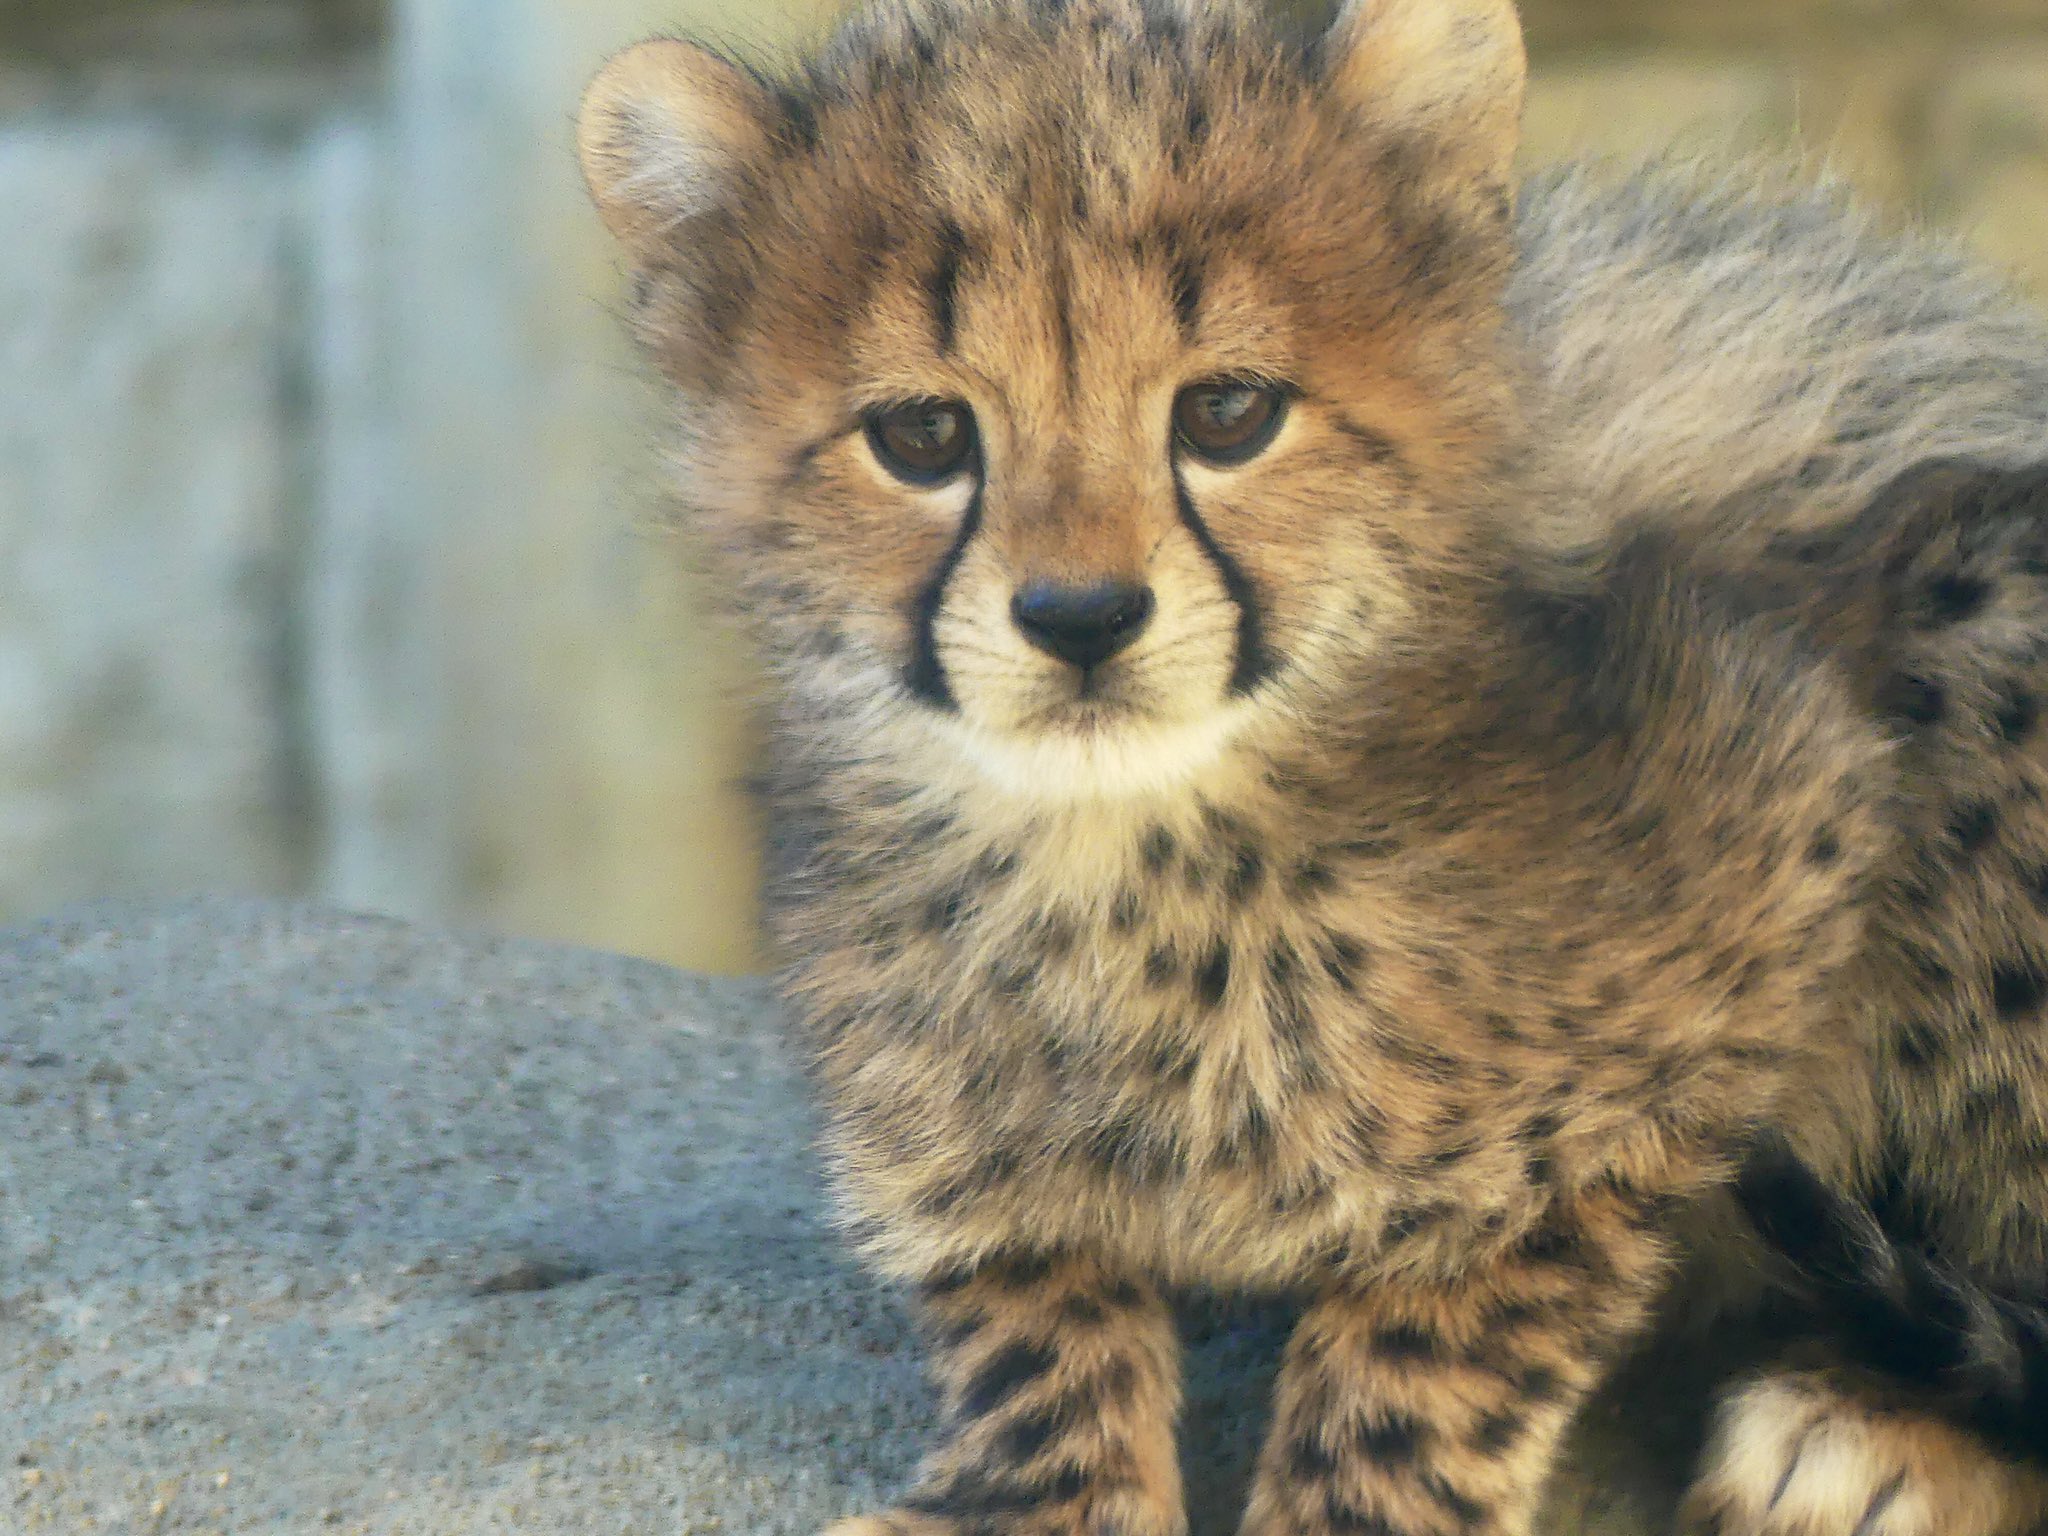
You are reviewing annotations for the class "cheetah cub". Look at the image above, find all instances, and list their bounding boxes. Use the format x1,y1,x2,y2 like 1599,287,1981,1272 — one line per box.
577,0,2048,1531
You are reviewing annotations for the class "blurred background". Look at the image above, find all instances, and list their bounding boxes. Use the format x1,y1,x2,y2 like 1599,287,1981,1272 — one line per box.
2,0,2044,975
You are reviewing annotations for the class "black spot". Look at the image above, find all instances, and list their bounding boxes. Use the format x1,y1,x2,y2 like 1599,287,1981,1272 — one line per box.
988,1250,1055,1289
922,1265,976,1298
1146,1039,1197,1091
1049,244,1080,398
1294,857,1337,894
906,1460,1089,1517
1878,673,1946,726
1853,1473,1908,1536
960,1339,1059,1420
1144,946,1179,987
1194,942,1232,1007
1227,843,1265,902
1265,944,1319,1059
1355,1412,1427,1464
1059,1294,1103,1325
1892,1019,1942,1069
1334,834,1400,860
1320,933,1367,994
1382,1203,1451,1244
1084,1110,1177,1185
1034,916,1076,959
1469,1409,1521,1453
1950,800,1999,852
783,434,831,489
1992,959,2048,1020
1322,1492,1400,1536
1340,1108,1386,1165
1485,1297,1545,1332
933,1309,984,1352
1369,1324,1441,1362
995,1401,1065,1462
1421,1474,1486,1526
1902,944,1954,986
1332,415,1400,466
1808,828,1841,865
924,887,967,932
1921,573,1992,626
1095,1355,1140,1411
990,961,1034,1001
1167,250,1204,337
1515,1364,1564,1403
1141,826,1176,873
1962,1080,2022,1130
1110,890,1142,933
1518,1220,1587,1270
1998,688,2039,744
1517,1110,1563,1156
908,810,956,842
1290,1431,1338,1479
1225,1097,1274,1159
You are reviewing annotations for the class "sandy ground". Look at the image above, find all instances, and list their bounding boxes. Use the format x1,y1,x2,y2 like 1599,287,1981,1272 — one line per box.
1,898,1690,1534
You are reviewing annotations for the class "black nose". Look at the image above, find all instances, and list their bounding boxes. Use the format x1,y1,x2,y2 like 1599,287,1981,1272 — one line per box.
1011,581,1156,671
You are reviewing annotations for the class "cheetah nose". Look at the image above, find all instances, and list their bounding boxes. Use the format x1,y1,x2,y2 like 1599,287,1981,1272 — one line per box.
1010,581,1156,671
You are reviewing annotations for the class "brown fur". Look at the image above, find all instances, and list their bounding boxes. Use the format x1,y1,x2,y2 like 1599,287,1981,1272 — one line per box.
575,1,2048,1532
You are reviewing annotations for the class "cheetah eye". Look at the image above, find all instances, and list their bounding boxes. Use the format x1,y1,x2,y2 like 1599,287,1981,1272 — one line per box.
1172,380,1288,465
866,399,978,484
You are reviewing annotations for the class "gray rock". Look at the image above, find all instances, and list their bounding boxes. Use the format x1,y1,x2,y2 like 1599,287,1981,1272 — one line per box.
0,900,1689,1533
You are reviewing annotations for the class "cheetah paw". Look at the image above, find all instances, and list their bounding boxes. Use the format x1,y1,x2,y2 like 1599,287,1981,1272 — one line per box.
1677,1373,2042,1536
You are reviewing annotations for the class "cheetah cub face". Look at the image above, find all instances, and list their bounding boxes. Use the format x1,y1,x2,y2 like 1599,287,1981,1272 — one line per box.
579,0,1528,802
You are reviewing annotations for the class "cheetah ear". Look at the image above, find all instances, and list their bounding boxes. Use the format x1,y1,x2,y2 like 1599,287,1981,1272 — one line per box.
1320,0,1526,192
576,40,774,259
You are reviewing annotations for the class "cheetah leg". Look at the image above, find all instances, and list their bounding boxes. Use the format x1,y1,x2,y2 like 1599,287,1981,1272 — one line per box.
1239,1186,1673,1536
826,1252,1185,1536
1676,1368,2048,1536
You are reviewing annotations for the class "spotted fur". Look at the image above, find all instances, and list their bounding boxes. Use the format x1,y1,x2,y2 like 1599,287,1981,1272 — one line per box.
576,1,2048,1532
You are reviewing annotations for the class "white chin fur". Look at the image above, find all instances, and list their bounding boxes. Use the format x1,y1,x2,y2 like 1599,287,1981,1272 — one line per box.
939,704,1256,803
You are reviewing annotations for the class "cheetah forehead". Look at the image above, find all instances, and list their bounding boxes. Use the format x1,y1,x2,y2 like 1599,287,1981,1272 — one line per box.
581,0,1527,374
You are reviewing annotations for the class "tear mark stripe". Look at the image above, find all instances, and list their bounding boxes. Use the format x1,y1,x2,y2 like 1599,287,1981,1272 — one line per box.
905,485,985,709
1173,473,1276,694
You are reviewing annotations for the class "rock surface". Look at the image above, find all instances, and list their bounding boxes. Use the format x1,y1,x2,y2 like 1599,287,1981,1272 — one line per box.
0,899,1692,1534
